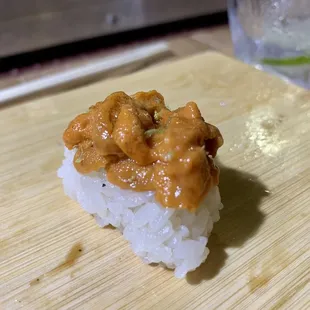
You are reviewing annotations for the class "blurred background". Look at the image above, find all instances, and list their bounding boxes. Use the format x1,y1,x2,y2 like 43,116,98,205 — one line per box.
0,0,230,103
1,0,227,58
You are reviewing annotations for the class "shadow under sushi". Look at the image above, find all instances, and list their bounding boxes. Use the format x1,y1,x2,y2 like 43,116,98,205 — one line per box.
186,162,268,284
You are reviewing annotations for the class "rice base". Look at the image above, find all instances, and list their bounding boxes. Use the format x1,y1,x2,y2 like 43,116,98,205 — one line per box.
58,147,223,278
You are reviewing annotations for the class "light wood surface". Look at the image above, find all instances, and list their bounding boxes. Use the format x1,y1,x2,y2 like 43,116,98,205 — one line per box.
1,51,309,310
192,25,233,56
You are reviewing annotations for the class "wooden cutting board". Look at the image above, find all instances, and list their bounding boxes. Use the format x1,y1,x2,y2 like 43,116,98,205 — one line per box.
1,51,309,310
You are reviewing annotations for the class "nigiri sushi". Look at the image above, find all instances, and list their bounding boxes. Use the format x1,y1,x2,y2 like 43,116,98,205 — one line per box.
58,90,224,278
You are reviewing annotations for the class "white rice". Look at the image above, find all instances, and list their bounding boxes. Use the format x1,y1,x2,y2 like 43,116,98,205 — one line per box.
57,147,223,278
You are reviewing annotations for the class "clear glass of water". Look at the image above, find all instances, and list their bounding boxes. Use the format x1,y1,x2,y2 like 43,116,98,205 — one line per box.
228,0,310,88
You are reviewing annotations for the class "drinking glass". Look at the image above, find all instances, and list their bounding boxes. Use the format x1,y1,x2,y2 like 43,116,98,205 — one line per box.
228,0,310,88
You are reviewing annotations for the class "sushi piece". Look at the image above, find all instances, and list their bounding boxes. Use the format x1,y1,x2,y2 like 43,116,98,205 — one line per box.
58,90,224,278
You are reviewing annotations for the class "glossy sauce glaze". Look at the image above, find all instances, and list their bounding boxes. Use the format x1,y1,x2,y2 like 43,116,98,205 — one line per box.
63,90,223,211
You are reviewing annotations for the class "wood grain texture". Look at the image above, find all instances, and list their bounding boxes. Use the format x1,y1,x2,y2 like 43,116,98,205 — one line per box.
1,51,309,310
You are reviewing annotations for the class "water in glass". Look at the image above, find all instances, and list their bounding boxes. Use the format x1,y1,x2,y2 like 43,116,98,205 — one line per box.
228,0,310,88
